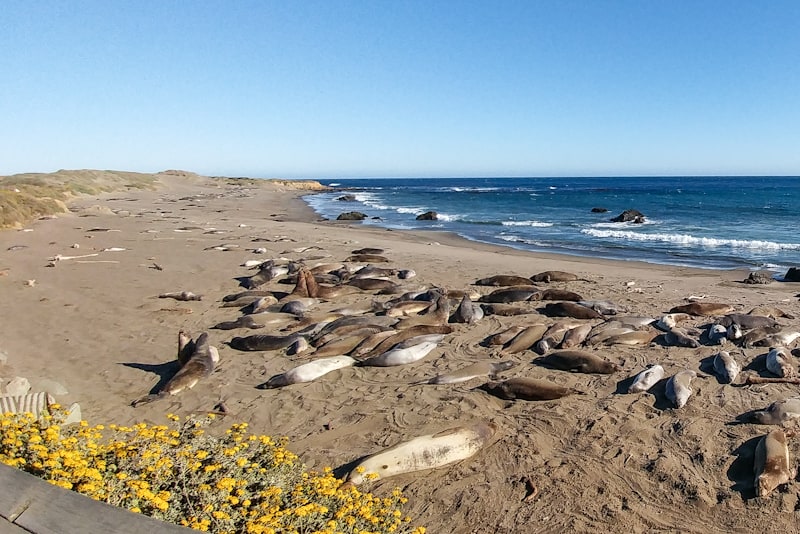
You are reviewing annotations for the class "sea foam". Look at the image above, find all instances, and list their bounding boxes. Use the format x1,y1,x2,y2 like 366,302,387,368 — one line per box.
583,229,800,250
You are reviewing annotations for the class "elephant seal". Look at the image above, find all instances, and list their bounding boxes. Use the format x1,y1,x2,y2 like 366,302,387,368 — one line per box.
479,377,584,401
359,334,444,367
737,325,783,348
539,350,619,374
223,290,273,302
481,304,531,316
717,313,780,329
754,331,800,348
346,254,390,263
486,326,527,346
291,268,360,299
712,351,740,383
451,294,484,324
663,327,701,348
358,325,452,360
766,347,795,378
628,364,665,393
530,271,580,283
230,333,303,351
351,247,384,255
585,326,634,346
385,300,433,317
474,275,535,287
159,291,202,301
502,324,548,354
669,302,735,316
748,306,795,320
132,332,219,407
541,302,604,320
177,330,195,367
748,398,800,425
754,429,796,497
479,287,540,303
601,329,659,346
531,289,584,302
576,300,621,315
560,324,593,348
707,324,729,345
260,356,356,388
416,360,517,385
346,420,497,485
655,313,691,331
211,315,266,330
665,370,696,408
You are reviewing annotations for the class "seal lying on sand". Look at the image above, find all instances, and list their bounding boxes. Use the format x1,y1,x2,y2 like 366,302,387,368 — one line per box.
260,356,356,388
211,315,266,330
665,370,696,408
538,350,619,374
541,302,604,320
530,271,580,283
414,360,517,385
747,398,800,425
132,332,219,406
474,275,535,287
754,429,796,497
346,420,497,485
479,377,584,401
628,364,664,393
669,302,734,316
712,351,740,383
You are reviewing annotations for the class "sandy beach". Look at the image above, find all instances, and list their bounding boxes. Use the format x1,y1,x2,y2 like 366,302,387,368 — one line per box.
2,172,800,533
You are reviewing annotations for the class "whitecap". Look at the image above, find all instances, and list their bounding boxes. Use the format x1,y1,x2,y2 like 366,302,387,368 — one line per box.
501,220,554,227
582,229,800,250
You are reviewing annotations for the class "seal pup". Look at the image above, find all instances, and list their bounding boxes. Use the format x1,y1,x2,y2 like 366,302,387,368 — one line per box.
132,332,219,407
766,347,796,378
159,291,202,301
665,370,697,408
359,334,444,367
397,269,416,280
754,429,796,497
663,327,701,348
628,364,665,393
260,356,356,388
211,315,266,330
450,294,484,324
707,324,729,345
415,360,518,385
538,350,619,374
541,302,604,320
754,331,800,348
712,351,740,383
479,377,584,401
474,275,535,287
669,302,734,316
748,398,800,425
530,271,580,283
346,420,497,485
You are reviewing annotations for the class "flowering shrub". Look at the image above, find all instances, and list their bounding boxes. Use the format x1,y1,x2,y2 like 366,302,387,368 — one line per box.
0,408,425,534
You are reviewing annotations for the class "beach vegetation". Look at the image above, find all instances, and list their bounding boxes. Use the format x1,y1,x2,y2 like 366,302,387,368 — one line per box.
0,408,425,534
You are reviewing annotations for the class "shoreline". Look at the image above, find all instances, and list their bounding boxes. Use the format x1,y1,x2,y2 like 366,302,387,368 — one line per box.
2,172,800,533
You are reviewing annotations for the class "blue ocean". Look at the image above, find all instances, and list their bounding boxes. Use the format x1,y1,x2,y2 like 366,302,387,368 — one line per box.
302,177,800,271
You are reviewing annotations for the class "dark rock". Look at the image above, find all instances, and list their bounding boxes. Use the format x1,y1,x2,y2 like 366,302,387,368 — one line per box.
743,271,774,285
336,194,356,201
336,211,367,221
591,207,609,213
610,209,646,223
416,211,438,221
784,267,800,282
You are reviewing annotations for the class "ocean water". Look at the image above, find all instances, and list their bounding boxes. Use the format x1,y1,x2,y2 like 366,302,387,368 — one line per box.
302,177,800,271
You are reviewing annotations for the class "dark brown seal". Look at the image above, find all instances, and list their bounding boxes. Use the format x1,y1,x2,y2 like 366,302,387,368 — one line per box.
541,302,604,320
530,289,584,301
230,333,303,351
474,275,536,287
346,254,390,263
530,271,580,283
211,315,266,330
479,377,584,401
539,350,619,374
479,286,540,303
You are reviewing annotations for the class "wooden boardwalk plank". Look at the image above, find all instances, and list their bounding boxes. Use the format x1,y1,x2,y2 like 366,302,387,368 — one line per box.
0,464,192,533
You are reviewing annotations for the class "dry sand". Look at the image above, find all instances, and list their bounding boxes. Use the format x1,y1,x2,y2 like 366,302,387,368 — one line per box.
2,173,800,533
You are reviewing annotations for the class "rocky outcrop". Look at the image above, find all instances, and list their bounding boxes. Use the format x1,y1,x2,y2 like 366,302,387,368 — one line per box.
336,194,356,201
610,209,645,223
336,211,367,221
416,211,438,221
591,207,608,213
743,271,774,284
784,267,800,282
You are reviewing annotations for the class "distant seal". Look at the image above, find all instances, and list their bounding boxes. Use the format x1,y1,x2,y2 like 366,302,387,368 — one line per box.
531,289,584,302
539,350,619,374
351,247,384,255
665,370,697,408
416,360,517,385
754,429,796,497
748,397,800,425
717,313,779,329
712,351,740,383
346,420,497,485
480,304,531,316
159,291,202,301
259,356,356,388
280,298,317,316
474,275,535,287
211,315,266,330
541,302,604,320
601,329,659,346
669,302,734,316
479,377,584,401
530,271,580,283
766,347,795,378
346,254,390,263
628,364,665,393
132,332,219,407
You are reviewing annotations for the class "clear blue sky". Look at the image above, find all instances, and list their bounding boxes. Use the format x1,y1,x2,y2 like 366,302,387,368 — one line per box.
2,1,800,178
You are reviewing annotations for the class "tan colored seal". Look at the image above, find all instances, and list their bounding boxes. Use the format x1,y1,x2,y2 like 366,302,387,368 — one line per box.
474,275,536,286
416,360,517,385
539,350,619,374
748,398,800,425
530,271,580,283
541,302,604,320
479,377,584,401
754,429,796,497
668,302,734,316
